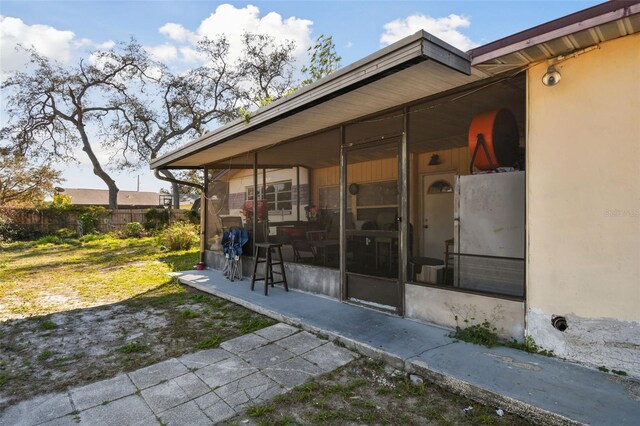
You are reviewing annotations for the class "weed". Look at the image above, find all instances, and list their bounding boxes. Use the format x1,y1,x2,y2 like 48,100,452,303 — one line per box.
506,336,554,357
180,309,200,319
37,350,55,361
598,366,610,373
0,372,9,389
116,342,148,353
41,320,58,330
197,335,223,349
452,321,500,347
612,369,628,376
333,339,346,348
246,403,275,417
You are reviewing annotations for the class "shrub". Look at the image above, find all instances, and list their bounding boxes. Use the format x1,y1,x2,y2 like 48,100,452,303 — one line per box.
0,211,18,243
35,235,61,245
145,207,170,230
157,222,199,251
54,228,77,239
185,209,200,224
124,222,145,238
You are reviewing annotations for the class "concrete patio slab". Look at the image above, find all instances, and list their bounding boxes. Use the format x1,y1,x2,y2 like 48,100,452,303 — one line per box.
194,356,257,389
219,332,269,354
158,400,212,426
0,392,74,426
70,373,136,411
140,373,209,414
254,323,299,341
79,394,154,425
275,330,325,355
239,343,296,369
128,358,189,390
263,356,324,389
177,269,640,426
177,348,231,369
1,320,359,426
214,372,280,411
302,343,358,373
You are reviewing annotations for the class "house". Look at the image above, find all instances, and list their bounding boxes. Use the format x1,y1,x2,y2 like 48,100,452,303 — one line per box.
61,188,161,208
152,2,640,377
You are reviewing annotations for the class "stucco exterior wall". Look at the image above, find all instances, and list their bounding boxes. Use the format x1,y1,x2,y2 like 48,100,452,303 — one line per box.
405,284,525,341
527,35,640,376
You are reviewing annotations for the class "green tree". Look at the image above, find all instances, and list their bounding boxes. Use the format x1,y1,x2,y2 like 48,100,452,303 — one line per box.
0,150,62,207
301,35,342,86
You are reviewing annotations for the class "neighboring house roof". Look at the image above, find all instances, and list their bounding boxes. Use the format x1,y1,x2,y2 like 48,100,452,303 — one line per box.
151,1,640,170
62,188,160,207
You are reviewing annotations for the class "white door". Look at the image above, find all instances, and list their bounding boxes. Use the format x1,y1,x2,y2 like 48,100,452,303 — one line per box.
422,174,455,261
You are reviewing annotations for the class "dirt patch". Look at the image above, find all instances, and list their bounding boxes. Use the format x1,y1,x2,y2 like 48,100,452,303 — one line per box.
226,357,533,425
0,284,275,411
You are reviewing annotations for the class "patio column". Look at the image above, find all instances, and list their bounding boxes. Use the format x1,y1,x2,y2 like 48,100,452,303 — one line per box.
339,125,347,302
200,167,208,265
253,153,258,251
399,107,409,315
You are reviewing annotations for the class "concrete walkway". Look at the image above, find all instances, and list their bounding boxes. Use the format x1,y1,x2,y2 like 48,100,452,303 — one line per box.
0,323,356,426
176,269,640,426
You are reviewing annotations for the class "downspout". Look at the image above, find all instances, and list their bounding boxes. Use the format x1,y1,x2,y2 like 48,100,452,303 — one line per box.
154,169,206,264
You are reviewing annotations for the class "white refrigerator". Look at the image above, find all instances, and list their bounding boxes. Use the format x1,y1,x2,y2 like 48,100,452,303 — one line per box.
454,171,525,297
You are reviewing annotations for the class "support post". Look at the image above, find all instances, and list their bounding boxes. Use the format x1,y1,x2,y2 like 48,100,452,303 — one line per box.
339,126,347,302
200,167,208,265
399,107,409,316
296,166,301,222
253,153,258,250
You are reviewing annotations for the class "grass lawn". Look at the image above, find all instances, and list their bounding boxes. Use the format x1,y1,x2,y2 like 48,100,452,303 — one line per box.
0,235,275,410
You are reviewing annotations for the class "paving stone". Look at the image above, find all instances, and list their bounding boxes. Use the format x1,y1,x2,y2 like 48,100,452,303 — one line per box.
263,356,323,389
70,373,136,411
202,400,236,423
254,323,299,341
128,358,189,389
39,414,79,426
239,343,296,369
79,394,154,425
0,392,74,426
141,373,209,414
158,400,212,426
193,391,223,411
220,333,269,354
195,356,257,389
177,348,231,370
275,331,325,355
302,342,357,372
214,372,280,411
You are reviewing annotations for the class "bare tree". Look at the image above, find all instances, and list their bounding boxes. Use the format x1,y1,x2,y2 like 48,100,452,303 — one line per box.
1,42,151,209
111,34,296,208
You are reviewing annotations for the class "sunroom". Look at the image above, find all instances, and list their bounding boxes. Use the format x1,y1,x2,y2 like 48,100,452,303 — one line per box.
153,31,527,340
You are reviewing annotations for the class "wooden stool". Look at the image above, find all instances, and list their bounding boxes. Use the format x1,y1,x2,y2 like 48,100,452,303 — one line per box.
251,243,289,296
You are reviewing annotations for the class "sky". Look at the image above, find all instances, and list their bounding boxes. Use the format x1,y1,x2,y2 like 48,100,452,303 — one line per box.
1,0,601,193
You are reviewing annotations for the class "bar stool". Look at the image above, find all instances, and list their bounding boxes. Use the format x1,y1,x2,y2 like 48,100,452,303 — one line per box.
251,243,289,296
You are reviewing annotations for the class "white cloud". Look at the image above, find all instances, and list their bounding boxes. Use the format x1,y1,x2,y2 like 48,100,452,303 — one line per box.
146,43,178,62
157,4,313,64
159,22,192,43
0,15,76,72
380,14,479,52
96,40,116,50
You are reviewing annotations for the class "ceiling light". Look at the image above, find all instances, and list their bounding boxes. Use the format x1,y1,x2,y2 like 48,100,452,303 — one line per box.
542,65,561,86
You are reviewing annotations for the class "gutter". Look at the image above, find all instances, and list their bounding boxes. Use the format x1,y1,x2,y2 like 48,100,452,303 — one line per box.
470,1,640,65
154,169,204,191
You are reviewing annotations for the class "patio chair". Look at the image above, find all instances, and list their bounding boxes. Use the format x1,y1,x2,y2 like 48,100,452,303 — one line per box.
222,227,249,281
292,239,317,264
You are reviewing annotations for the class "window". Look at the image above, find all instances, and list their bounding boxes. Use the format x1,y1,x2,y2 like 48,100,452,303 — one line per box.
247,180,292,212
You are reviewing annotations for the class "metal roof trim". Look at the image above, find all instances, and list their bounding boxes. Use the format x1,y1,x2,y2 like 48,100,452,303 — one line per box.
151,31,470,169
470,1,640,65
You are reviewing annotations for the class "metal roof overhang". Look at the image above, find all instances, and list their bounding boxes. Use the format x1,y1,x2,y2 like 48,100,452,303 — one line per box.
151,31,482,170
470,1,640,73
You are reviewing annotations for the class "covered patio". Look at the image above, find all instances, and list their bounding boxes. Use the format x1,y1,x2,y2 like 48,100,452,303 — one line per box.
153,30,528,339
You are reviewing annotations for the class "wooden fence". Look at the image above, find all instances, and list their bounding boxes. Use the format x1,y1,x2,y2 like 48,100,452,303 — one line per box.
1,208,190,237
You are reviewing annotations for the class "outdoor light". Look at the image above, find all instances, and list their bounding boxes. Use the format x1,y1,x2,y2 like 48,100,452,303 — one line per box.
428,154,441,166
542,65,562,86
